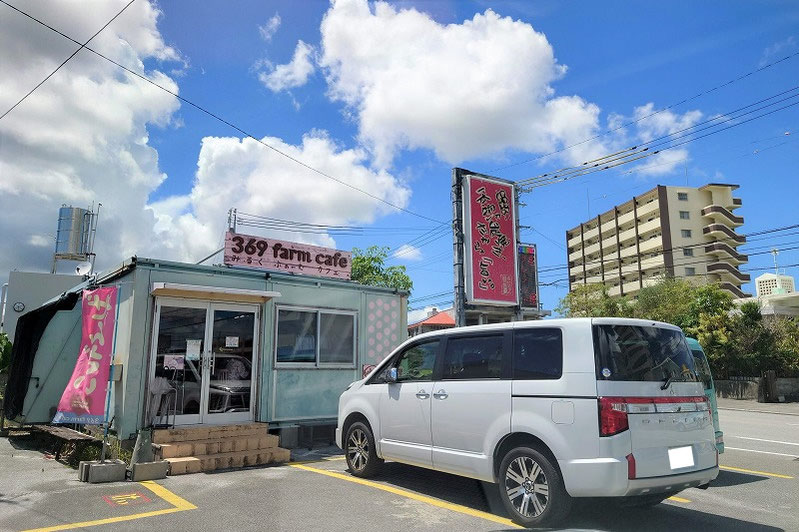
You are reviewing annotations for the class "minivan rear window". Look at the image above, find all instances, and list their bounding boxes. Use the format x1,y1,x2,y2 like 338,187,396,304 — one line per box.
593,324,698,382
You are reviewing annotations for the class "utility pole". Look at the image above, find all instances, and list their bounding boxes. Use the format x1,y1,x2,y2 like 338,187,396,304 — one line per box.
772,248,780,275
452,169,466,327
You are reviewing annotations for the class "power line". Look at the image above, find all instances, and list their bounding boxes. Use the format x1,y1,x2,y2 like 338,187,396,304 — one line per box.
518,86,799,189
536,223,799,274
0,0,444,224
0,0,137,121
492,49,799,173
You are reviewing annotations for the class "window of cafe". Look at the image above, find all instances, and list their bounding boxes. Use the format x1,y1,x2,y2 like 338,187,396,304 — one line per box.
275,307,356,367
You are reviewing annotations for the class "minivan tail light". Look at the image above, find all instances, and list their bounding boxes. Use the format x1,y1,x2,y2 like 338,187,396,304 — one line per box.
599,397,629,436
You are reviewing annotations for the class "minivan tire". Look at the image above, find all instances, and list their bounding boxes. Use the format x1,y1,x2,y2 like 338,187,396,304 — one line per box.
345,421,383,478
498,446,571,527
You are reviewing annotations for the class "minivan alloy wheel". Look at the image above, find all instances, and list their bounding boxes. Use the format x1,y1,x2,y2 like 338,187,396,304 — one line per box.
505,456,549,517
347,428,369,471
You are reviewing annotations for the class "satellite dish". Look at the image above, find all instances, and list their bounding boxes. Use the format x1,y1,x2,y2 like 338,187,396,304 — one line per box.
75,261,93,276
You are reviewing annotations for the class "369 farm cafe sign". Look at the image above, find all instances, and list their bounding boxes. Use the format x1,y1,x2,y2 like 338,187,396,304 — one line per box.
224,231,352,280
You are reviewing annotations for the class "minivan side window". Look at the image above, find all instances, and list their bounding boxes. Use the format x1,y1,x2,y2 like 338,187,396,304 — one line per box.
513,329,563,380
393,340,439,382
441,335,503,380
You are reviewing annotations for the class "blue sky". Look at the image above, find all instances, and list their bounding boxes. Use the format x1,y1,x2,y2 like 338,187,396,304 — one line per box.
1,0,798,317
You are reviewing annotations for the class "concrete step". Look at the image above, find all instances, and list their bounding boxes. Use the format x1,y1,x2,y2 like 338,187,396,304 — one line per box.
153,423,269,444
166,447,291,475
156,434,280,459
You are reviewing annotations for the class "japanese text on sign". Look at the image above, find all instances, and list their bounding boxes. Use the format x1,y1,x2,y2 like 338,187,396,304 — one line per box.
464,175,518,306
52,286,118,425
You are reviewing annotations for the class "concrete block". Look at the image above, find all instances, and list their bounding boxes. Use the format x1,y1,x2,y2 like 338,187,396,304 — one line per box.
167,457,202,475
79,460,127,483
219,440,234,453
247,437,260,451
129,461,169,481
270,448,291,463
234,439,248,452
278,427,299,449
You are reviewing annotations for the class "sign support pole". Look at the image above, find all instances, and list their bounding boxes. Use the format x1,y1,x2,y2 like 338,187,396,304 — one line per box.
452,168,466,327
100,287,121,463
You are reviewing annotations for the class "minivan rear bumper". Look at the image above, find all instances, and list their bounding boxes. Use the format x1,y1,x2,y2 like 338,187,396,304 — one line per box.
559,458,718,497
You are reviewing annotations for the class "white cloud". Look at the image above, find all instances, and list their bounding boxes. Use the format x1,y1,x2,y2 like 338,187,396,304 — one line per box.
317,0,604,168
626,103,702,175
391,244,422,261
0,0,182,279
759,36,796,67
258,13,282,42
258,40,315,92
148,131,412,261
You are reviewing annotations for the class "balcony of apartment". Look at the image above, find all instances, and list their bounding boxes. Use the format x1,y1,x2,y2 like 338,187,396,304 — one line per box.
707,262,751,284
701,204,744,227
731,197,743,210
705,242,748,264
636,197,659,220
703,223,746,245
568,247,583,262
637,218,662,238
719,282,750,298
639,235,663,255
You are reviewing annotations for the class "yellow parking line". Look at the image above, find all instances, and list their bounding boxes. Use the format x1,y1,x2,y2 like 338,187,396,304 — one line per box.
720,465,794,479
667,496,691,503
290,455,347,465
289,463,523,529
22,481,196,532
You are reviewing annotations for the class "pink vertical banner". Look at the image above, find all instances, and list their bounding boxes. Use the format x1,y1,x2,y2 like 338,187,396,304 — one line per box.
52,286,118,425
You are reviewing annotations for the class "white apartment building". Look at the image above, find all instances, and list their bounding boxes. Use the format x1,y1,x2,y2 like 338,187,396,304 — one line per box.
755,272,795,297
566,183,750,298
737,273,799,316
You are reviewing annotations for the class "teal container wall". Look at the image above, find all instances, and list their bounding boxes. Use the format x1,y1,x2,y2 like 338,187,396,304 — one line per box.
20,303,82,422
122,260,407,432
17,259,409,437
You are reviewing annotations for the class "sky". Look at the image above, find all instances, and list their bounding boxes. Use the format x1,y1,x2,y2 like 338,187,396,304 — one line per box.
1,0,798,323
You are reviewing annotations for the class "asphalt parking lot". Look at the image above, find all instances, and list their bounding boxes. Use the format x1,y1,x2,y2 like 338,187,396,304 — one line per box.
1,405,797,532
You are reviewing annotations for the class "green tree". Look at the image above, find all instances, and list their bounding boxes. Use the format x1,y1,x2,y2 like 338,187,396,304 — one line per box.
0,332,11,374
351,246,413,293
555,283,633,318
634,277,695,329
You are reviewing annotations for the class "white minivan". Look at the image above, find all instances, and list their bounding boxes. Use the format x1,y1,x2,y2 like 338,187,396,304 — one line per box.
336,318,719,527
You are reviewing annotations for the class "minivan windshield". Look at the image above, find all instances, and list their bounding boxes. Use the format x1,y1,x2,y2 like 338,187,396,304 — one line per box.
594,324,698,383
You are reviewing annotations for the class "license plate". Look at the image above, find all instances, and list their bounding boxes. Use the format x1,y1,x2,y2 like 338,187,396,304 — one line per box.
668,446,694,469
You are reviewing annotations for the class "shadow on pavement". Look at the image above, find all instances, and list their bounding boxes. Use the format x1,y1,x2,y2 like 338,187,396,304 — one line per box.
711,469,768,488
360,462,784,532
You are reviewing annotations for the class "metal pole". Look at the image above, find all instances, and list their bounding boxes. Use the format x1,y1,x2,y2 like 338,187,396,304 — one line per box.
452,168,466,327
100,285,121,463
514,185,524,322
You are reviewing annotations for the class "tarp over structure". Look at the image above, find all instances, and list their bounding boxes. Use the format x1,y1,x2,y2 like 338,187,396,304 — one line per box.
3,292,79,420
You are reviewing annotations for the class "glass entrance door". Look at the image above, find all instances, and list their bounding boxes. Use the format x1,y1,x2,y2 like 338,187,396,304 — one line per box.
202,306,257,424
150,299,259,426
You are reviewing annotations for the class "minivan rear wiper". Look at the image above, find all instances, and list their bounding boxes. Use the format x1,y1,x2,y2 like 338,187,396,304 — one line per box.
660,375,674,390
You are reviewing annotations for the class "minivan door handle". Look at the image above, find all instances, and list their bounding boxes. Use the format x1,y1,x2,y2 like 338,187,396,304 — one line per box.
415,390,430,399
433,389,448,400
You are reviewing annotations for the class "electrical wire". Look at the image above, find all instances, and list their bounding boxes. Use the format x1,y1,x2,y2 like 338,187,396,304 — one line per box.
492,49,799,173
0,0,444,224
0,0,137,121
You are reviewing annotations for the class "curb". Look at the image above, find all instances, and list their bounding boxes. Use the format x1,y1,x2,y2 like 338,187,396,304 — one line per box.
718,406,799,417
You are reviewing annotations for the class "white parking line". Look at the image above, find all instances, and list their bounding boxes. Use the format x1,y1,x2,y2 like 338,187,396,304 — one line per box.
728,436,799,447
726,447,799,458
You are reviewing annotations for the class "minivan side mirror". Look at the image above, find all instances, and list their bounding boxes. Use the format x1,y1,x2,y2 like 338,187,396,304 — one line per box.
385,367,398,383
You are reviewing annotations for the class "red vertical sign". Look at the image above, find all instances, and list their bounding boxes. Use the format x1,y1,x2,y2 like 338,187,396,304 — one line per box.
464,175,518,305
